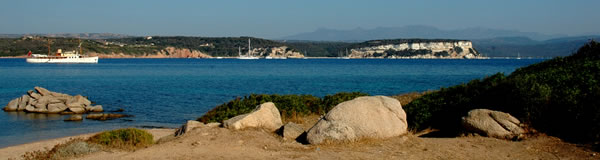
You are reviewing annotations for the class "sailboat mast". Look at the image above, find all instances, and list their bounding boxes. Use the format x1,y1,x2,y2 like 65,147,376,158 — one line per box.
346,48,348,57
46,38,51,56
79,39,83,55
248,38,251,57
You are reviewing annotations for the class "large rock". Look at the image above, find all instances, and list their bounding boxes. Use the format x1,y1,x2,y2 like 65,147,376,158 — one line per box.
17,95,30,111
175,120,205,136
279,122,305,140
33,96,51,109
86,113,130,121
306,96,408,144
28,90,41,99
461,109,525,139
69,107,86,114
64,115,83,121
34,87,52,96
47,103,68,113
66,95,91,108
223,102,283,132
85,105,103,112
3,98,19,111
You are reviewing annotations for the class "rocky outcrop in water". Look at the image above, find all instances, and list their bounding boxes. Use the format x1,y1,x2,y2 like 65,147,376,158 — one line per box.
3,87,103,114
3,87,133,121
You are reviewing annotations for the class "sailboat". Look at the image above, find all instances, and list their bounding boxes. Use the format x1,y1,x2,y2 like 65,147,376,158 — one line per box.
237,38,259,59
26,39,98,63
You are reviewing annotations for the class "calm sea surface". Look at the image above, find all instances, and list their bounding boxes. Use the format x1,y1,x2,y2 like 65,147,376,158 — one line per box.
0,58,544,147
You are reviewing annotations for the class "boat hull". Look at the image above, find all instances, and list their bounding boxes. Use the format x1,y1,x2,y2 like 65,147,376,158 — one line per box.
26,57,99,63
237,57,259,60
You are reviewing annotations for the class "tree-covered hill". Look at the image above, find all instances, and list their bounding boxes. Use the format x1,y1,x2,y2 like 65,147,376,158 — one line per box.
0,36,292,57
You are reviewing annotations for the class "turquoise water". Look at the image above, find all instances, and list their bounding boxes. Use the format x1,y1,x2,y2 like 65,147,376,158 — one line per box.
0,58,544,147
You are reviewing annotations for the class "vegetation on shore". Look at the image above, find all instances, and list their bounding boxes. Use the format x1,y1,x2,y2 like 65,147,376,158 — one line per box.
22,128,153,160
198,92,368,123
0,36,291,57
404,41,600,148
87,128,154,150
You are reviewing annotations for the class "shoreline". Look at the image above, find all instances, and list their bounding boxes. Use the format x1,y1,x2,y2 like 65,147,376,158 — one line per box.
0,56,548,60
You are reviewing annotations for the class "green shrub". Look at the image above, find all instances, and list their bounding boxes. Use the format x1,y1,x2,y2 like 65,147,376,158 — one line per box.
87,128,153,150
22,139,101,160
197,92,368,123
404,41,600,147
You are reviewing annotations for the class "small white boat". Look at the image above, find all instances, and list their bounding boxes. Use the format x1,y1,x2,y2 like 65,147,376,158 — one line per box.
237,56,259,60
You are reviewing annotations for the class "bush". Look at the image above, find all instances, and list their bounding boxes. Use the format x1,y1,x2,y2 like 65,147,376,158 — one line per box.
404,41,600,147
22,139,101,160
87,128,153,150
197,92,368,123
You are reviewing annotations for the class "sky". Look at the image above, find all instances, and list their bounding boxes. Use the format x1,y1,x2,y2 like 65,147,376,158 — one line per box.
1,0,598,38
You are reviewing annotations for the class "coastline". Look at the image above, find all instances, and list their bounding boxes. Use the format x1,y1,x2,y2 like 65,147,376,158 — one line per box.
2,55,550,60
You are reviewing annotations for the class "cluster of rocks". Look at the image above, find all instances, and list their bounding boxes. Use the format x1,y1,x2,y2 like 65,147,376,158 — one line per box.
176,96,410,144
3,87,103,114
177,95,525,145
3,87,131,122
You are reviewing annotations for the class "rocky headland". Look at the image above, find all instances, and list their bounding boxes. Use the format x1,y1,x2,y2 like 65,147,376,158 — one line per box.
348,39,481,59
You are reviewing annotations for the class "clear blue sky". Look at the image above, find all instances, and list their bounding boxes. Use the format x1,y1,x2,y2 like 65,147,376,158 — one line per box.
1,0,598,38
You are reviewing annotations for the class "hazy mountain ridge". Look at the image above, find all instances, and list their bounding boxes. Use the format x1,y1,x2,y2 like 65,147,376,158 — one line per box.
473,36,600,57
0,33,132,39
280,25,565,41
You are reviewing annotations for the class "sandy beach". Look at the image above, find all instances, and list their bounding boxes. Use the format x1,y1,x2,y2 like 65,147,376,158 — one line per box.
0,126,597,160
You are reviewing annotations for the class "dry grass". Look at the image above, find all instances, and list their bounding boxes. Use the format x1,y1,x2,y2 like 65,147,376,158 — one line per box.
281,111,306,124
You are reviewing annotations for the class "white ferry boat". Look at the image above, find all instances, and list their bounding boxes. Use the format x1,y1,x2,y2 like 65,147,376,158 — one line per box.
26,40,98,64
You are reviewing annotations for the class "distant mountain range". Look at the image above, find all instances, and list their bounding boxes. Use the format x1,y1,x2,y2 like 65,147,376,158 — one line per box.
473,35,600,57
280,25,566,41
0,33,132,39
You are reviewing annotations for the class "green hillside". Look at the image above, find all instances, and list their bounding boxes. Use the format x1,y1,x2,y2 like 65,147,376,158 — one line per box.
404,41,600,148
0,36,290,57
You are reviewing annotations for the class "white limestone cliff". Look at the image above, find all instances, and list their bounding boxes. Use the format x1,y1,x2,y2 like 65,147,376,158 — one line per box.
348,41,480,59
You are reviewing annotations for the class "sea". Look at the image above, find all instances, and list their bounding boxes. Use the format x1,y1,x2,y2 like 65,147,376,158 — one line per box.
0,58,545,148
